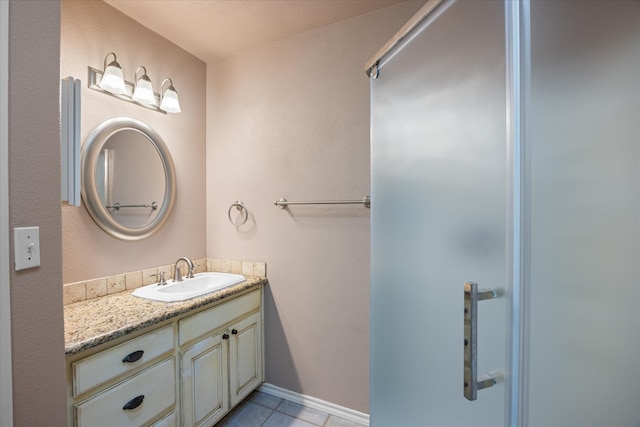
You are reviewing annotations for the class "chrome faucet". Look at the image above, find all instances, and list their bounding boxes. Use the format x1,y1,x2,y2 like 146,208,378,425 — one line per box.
173,257,195,282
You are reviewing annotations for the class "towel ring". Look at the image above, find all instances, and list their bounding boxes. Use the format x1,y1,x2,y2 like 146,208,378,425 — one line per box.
228,200,248,226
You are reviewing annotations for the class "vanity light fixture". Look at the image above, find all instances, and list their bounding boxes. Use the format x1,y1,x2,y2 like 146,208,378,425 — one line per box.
159,78,181,113
98,52,126,95
132,66,157,106
88,52,181,114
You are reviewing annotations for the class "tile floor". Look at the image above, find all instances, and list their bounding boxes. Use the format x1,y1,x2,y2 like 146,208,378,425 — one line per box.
216,391,368,427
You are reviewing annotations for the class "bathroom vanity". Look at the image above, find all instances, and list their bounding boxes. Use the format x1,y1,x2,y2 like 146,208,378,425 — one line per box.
64,277,266,427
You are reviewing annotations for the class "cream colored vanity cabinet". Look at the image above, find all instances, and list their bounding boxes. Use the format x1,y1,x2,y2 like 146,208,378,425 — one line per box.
68,325,177,427
178,288,263,427
67,286,264,427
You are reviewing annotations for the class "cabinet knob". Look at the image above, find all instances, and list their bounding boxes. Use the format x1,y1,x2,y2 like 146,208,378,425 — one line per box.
123,395,144,410
231,329,238,335
222,333,229,340
122,350,144,363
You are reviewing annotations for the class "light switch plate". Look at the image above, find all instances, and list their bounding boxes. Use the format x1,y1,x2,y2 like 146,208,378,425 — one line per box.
14,227,40,271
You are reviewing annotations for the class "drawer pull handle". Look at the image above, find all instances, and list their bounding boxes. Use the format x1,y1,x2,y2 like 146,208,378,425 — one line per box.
122,350,144,363
123,395,144,410
222,333,229,340
231,329,238,335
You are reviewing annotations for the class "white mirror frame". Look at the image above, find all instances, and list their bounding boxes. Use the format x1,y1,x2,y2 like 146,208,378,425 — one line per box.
81,117,176,240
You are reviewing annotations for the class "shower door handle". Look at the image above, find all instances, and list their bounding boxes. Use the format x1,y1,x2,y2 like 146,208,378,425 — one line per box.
463,281,501,401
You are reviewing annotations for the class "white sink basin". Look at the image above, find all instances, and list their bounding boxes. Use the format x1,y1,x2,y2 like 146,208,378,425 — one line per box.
132,272,246,302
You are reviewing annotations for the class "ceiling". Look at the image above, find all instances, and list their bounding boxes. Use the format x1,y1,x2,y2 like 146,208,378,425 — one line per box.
104,0,407,64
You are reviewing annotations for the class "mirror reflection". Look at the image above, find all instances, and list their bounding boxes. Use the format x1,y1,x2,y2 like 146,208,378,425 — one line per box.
96,129,165,228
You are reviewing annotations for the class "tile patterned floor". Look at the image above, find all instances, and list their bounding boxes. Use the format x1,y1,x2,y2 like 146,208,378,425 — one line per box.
216,391,368,427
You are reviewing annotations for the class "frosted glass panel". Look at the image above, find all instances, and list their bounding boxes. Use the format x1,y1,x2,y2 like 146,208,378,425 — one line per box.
370,1,508,425
527,1,640,426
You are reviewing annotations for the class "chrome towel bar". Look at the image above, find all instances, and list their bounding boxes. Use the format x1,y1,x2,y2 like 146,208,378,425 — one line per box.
105,202,158,211
274,196,370,209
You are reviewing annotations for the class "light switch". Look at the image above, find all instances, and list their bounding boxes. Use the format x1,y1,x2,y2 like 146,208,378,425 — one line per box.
14,227,40,271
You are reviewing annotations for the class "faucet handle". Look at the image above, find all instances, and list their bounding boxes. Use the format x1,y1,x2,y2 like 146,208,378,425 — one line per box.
151,271,167,285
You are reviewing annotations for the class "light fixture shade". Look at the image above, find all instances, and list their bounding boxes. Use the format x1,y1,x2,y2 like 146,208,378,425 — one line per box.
99,57,126,95
132,72,157,106
160,79,181,113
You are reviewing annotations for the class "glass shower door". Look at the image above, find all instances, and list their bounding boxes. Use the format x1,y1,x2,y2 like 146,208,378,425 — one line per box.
525,1,640,425
370,1,510,425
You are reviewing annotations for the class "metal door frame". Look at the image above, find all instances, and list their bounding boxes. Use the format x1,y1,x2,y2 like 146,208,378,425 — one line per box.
505,1,530,426
0,1,15,425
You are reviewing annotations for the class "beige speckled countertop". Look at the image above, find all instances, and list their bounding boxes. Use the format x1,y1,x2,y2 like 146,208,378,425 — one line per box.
64,276,266,356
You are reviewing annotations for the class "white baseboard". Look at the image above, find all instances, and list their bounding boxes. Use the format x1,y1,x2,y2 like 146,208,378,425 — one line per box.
259,383,370,426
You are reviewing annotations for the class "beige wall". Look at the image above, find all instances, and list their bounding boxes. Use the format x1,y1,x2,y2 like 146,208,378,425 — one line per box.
61,0,207,284
8,0,67,424
7,1,419,423
206,2,423,413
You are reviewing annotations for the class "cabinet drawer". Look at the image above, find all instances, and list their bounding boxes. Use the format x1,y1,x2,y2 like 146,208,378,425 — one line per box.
73,325,174,396
179,289,260,345
151,411,176,427
75,357,176,427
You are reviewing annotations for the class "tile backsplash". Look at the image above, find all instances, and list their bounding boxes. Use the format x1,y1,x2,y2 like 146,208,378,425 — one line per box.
63,258,267,305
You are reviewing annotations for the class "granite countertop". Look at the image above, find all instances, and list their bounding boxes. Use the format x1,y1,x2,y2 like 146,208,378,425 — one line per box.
64,276,266,356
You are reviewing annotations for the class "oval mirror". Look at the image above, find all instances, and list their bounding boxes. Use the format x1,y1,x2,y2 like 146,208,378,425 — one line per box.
81,117,176,240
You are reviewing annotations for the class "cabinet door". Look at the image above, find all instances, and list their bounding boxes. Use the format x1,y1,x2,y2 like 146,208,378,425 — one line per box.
229,312,263,407
180,333,228,427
